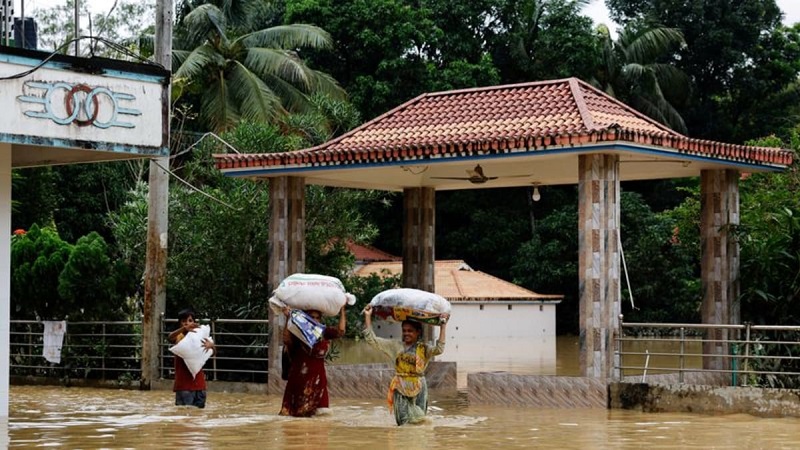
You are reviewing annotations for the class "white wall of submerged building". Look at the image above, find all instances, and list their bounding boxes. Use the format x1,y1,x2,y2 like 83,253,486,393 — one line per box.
372,301,559,388
373,301,559,340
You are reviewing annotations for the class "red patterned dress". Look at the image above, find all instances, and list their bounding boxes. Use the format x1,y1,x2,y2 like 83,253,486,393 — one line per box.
279,327,342,417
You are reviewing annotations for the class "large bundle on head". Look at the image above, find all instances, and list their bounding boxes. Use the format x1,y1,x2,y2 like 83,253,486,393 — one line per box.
269,273,356,317
369,288,451,325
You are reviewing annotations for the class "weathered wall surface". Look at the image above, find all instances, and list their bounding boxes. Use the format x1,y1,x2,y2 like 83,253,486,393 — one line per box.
611,382,800,418
467,373,607,408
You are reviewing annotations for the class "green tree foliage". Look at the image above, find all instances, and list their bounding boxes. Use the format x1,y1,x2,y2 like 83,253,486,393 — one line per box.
511,194,579,333
617,191,699,323
49,163,141,244
10,225,133,321
339,271,402,338
286,0,500,119
11,168,59,232
58,232,136,320
11,225,72,320
492,0,600,83
511,188,701,333
437,188,536,281
606,0,800,141
172,1,345,132
12,161,141,246
592,25,689,132
737,134,800,324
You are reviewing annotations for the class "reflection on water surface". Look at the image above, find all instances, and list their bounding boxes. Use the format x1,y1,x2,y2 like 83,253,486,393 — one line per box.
8,385,800,449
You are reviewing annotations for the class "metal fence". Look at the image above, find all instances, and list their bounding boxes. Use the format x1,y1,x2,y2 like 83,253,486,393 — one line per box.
616,317,800,388
9,318,271,384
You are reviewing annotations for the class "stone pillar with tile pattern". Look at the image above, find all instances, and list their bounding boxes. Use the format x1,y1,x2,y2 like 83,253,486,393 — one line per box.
402,187,435,292
578,154,621,379
267,176,305,393
700,169,740,370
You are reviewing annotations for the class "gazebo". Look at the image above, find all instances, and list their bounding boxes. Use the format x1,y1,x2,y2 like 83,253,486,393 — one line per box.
213,77,793,392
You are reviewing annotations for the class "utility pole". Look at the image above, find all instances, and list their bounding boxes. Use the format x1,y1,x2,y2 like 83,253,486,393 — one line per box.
74,0,79,56
141,0,172,389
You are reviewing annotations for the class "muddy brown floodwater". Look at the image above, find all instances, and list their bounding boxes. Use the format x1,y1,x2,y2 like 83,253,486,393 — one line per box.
6,384,800,449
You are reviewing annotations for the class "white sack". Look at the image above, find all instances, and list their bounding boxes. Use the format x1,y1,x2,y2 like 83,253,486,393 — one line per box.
271,273,356,316
169,324,213,379
369,288,452,314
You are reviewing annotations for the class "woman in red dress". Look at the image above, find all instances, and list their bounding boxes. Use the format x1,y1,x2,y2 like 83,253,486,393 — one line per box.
279,306,346,417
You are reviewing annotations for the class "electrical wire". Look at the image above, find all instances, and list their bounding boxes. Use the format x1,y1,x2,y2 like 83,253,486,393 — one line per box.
171,132,242,160
150,159,242,211
0,35,163,81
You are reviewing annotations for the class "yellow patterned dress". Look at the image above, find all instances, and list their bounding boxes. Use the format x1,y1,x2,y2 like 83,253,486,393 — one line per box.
363,327,445,425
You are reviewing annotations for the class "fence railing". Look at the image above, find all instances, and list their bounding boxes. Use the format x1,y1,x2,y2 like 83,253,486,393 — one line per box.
9,317,271,384
159,317,270,383
616,316,800,388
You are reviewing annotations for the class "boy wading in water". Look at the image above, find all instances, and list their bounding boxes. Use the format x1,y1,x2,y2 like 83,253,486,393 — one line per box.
168,308,216,408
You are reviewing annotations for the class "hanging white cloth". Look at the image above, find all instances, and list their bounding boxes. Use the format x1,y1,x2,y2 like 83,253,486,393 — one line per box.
42,321,67,364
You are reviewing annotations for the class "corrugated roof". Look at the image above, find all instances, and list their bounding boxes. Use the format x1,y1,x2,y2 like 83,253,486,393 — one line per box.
215,78,793,170
355,260,562,302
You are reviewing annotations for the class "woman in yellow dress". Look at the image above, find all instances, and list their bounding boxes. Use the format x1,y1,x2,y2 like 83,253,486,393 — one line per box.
362,305,448,425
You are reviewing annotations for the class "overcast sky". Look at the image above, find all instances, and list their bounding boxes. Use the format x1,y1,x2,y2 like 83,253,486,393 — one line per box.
17,0,800,35
584,0,800,36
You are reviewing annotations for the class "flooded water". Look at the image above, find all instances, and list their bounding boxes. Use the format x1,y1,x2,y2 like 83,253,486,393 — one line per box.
336,335,696,387
7,385,800,448
6,337,792,447
335,336,579,388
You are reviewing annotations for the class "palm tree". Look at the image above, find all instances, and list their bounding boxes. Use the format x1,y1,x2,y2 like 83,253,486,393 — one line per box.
592,25,689,133
173,3,345,132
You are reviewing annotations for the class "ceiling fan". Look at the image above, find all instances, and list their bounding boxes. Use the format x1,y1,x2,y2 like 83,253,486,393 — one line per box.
430,164,528,185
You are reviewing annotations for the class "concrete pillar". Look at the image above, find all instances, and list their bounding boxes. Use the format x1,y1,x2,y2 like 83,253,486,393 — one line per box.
267,176,305,394
0,144,10,418
402,187,435,291
700,169,740,370
578,154,620,379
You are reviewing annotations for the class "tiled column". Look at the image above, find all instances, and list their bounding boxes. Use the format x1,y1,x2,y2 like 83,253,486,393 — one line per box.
0,144,10,417
267,176,305,394
700,169,740,370
578,154,620,379
402,187,435,292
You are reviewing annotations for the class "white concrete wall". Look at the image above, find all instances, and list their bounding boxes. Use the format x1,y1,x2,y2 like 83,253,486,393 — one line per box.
374,302,558,340
372,302,559,389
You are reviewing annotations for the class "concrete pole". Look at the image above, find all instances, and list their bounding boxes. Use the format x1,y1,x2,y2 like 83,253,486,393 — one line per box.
141,0,172,389
74,0,79,56
2,0,9,46
0,144,12,418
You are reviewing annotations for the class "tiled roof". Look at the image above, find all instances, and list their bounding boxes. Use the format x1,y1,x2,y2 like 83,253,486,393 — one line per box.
355,260,563,302
346,241,401,262
214,78,793,170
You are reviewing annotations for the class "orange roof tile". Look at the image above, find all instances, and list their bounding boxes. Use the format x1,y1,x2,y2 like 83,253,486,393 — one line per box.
355,260,563,302
214,78,793,171
346,241,401,262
